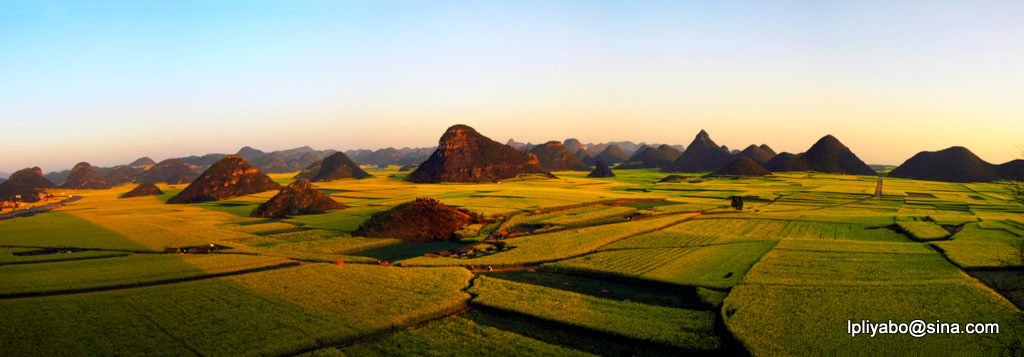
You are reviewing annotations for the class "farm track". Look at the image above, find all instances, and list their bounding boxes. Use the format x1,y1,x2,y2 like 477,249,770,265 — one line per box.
0,261,301,299
0,196,84,220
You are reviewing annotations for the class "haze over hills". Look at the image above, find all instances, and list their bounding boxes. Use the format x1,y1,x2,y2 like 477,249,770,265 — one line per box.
345,147,435,167
530,141,589,171
574,148,597,166
140,159,200,185
735,145,776,166
593,145,631,165
765,135,876,176
888,146,1002,183
128,157,156,167
106,166,145,185
617,145,678,169
15,128,1023,186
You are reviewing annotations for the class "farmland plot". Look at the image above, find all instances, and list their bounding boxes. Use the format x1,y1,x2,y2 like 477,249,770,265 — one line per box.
666,217,907,242
399,214,690,267
0,264,473,356
468,276,722,351
0,253,293,296
723,239,1023,355
545,240,776,289
342,315,596,357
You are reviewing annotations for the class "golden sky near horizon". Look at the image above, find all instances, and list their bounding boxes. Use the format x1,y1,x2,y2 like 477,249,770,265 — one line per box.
2,1,1022,173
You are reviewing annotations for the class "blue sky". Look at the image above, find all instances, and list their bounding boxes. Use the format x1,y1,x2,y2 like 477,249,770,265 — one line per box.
2,1,1023,173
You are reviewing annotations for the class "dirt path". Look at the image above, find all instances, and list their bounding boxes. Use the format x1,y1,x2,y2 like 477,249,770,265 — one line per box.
875,176,883,198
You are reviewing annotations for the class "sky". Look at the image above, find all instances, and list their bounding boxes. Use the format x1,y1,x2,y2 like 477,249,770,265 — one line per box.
2,0,1023,174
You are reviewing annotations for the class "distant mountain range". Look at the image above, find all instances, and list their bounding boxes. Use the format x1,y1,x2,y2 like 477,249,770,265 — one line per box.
20,126,1024,186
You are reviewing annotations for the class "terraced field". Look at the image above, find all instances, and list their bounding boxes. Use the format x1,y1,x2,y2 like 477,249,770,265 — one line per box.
2,168,1022,355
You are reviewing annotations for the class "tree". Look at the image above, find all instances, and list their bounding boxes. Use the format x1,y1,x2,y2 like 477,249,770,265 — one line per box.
731,196,743,210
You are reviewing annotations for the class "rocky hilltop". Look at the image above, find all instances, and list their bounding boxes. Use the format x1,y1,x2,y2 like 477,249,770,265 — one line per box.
354,197,478,241
765,135,876,176
409,125,553,183
888,146,1000,183
167,155,281,204
60,162,113,190
530,141,590,171
250,179,345,218
664,130,735,172
120,182,164,198
0,167,56,203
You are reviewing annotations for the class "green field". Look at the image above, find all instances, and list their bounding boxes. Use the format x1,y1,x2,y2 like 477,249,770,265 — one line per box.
2,169,1022,355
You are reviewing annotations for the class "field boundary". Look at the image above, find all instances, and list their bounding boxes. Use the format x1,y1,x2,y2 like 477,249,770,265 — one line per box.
0,262,301,299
